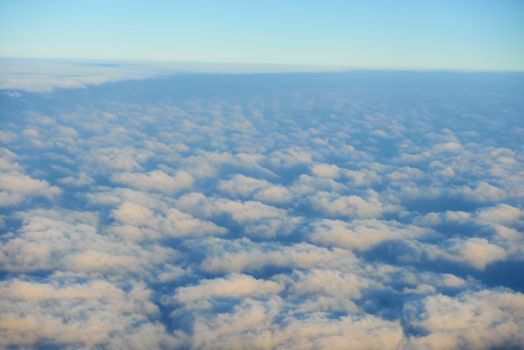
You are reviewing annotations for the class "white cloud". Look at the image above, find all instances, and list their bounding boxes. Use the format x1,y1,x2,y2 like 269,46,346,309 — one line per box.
0,151,61,207
310,219,427,251
431,141,463,153
309,190,396,218
477,204,522,224
3,64,523,349
58,171,94,186
110,201,226,240
0,209,175,274
87,147,152,172
174,274,283,305
177,193,298,237
270,147,312,167
198,238,357,274
460,181,506,202
401,238,507,270
190,297,404,350
254,185,293,203
218,174,271,197
403,289,524,350
0,279,186,349
112,170,193,193
310,163,341,178
218,174,292,203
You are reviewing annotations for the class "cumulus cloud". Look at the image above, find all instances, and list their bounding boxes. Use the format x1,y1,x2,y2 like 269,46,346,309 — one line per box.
218,174,292,203
403,289,524,350
112,170,194,193
111,201,226,240
309,190,397,218
189,297,404,350
270,147,312,167
173,273,283,305
0,279,187,349
0,149,61,207
477,204,522,224
2,64,523,349
400,238,507,270
176,193,299,237
310,163,341,178
86,147,153,172
310,219,427,251
0,209,175,274
197,238,358,274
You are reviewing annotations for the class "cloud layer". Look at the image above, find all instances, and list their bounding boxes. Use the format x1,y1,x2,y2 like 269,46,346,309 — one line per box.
1,64,523,349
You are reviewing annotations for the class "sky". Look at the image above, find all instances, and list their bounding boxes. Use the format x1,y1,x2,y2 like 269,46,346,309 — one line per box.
1,0,524,70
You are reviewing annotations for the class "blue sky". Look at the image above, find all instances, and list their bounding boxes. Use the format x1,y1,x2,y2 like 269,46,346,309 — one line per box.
1,0,523,70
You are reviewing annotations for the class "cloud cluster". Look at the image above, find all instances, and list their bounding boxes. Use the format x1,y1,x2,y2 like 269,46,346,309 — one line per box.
0,149,61,207
1,65,523,349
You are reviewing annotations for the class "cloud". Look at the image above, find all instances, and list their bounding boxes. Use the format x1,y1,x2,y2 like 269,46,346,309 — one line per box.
270,147,312,168
111,201,226,240
0,173,61,207
218,174,271,197
310,219,427,251
112,170,194,194
309,190,397,218
286,268,379,300
197,238,357,274
176,193,299,237
0,149,61,207
0,279,187,349
189,297,404,350
173,273,283,305
0,209,175,274
399,238,507,270
218,174,292,203
460,181,506,203
58,171,94,186
431,141,463,153
2,66,523,349
86,147,153,172
310,163,341,178
477,204,522,224
403,289,524,350
0,58,339,93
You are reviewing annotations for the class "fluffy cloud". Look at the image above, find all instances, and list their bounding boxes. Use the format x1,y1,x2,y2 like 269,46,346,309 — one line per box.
112,170,194,193
309,190,397,218
176,193,299,237
400,238,507,270
218,174,292,204
2,64,523,349
190,297,404,350
310,219,427,251
310,163,341,178
0,149,61,207
0,279,186,349
0,209,175,274
403,289,524,350
110,201,226,240
174,273,283,305
477,204,522,224
197,238,358,274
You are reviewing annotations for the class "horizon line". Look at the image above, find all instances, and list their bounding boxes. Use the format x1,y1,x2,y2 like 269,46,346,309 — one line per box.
2,56,524,74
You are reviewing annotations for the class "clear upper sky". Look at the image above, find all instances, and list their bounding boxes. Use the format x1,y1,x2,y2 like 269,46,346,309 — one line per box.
1,0,523,71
